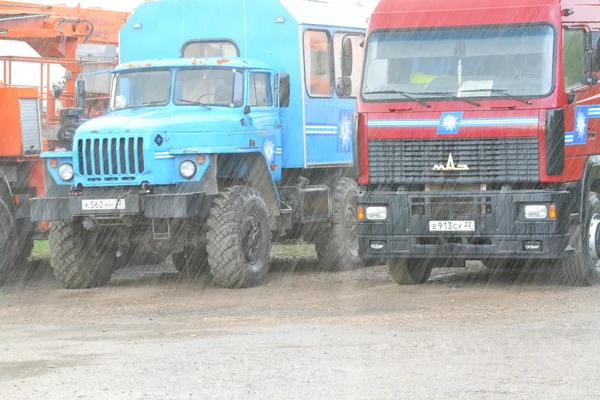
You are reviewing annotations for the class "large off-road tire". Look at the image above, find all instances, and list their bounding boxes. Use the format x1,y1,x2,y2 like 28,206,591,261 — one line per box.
173,243,209,277
49,220,117,289
0,198,16,284
206,186,272,288
315,178,363,271
388,259,434,285
558,192,600,286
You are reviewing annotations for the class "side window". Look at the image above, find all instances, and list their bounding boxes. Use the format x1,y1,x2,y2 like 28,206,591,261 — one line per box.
333,32,364,97
304,30,332,97
563,29,586,89
592,31,600,72
181,40,239,58
250,72,272,107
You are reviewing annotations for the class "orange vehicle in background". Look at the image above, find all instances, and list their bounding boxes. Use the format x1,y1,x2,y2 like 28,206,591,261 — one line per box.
0,1,128,281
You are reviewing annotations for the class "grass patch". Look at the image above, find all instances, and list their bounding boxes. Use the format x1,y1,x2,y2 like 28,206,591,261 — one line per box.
271,243,316,258
31,240,50,259
29,240,316,260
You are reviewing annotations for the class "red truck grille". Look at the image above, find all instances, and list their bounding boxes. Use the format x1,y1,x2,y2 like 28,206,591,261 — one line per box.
368,137,539,184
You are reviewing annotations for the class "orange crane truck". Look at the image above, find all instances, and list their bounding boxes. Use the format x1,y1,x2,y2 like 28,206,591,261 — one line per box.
0,1,128,282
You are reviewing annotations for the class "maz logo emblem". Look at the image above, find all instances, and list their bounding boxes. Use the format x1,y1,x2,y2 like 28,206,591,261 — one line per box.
432,153,469,171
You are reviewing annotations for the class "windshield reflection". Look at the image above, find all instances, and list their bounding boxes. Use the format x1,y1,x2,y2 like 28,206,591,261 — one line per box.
361,25,555,101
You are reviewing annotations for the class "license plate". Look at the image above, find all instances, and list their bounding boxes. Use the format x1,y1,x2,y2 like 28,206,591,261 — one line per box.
82,199,126,211
429,220,475,232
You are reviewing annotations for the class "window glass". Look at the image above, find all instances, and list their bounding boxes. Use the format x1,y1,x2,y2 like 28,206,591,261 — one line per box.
174,68,244,107
334,33,363,97
361,25,555,101
111,69,172,110
249,72,272,107
304,30,332,97
563,29,586,89
182,41,239,58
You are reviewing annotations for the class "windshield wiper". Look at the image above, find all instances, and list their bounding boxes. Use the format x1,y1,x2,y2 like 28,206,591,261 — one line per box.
129,101,167,111
175,99,212,110
418,91,481,107
458,89,532,105
364,90,430,108
141,101,167,107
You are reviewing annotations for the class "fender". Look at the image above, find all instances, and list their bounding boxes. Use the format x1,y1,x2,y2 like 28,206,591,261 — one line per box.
171,146,281,222
574,156,600,223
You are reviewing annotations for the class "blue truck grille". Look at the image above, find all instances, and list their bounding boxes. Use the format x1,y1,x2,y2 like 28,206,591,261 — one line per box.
77,137,145,181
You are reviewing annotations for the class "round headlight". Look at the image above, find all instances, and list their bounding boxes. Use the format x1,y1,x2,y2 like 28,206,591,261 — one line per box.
58,163,74,181
179,160,197,179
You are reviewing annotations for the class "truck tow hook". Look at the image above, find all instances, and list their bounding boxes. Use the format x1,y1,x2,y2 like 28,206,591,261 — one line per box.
82,216,99,231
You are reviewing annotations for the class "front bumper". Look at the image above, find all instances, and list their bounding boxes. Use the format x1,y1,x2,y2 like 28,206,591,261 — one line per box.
357,189,571,260
30,190,209,222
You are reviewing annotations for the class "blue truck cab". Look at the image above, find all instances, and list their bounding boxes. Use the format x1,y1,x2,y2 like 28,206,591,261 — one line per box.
30,0,373,289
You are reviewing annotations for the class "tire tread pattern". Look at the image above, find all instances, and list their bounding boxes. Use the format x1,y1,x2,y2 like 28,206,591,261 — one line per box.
315,178,363,271
206,186,271,288
49,221,114,289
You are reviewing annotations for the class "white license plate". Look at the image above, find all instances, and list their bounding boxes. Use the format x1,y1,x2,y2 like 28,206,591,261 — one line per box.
82,199,126,211
429,220,475,232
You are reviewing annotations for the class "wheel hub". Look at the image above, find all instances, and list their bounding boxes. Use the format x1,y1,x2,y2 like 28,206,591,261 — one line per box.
588,213,600,273
343,203,358,252
242,214,262,264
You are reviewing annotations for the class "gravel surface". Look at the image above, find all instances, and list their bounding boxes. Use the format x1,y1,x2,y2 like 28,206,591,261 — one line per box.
1,250,600,399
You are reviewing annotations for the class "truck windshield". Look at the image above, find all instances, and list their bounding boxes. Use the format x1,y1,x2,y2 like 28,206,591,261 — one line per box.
111,69,172,110
361,25,555,102
174,68,244,107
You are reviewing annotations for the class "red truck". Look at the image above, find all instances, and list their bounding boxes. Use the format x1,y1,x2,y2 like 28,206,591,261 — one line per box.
355,0,600,285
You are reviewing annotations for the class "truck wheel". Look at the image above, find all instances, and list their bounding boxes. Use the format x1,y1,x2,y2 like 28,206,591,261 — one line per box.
206,186,272,288
49,221,117,289
388,259,433,285
559,192,600,286
57,121,80,150
0,198,16,284
173,244,209,277
315,178,363,271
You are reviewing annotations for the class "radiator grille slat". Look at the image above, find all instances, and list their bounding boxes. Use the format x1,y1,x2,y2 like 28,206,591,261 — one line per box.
368,138,540,184
76,136,145,180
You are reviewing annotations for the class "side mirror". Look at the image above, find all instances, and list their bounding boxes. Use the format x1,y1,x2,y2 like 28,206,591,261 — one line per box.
244,105,252,114
336,77,352,97
341,36,354,77
581,73,599,87
279,73,290,108
76,79,86,109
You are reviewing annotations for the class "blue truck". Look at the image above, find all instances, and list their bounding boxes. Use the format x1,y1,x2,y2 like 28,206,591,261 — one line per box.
29,0,372,288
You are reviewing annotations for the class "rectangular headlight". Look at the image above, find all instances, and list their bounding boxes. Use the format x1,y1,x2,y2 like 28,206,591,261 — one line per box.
366,206,387,220
524,205,548,219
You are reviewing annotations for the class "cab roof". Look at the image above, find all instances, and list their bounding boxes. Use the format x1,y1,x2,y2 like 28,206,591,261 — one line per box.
374,0,599,13
370,0,600,30
114,57,273,73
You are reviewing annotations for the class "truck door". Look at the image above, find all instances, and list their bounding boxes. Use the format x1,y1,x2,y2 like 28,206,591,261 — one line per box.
303,28,363,166
248,70,283,182
563,27,600,164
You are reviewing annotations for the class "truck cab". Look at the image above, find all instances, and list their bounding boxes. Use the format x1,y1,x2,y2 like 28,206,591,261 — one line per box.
355,0,600,286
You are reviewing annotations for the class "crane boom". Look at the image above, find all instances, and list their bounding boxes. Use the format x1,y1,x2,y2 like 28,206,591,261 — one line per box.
0,2,128,58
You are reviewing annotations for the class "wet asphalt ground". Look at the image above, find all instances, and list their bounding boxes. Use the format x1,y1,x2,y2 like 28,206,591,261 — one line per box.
1,248,599,399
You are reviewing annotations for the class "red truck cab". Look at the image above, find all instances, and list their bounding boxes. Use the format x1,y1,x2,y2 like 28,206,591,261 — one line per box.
355,0,600,285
